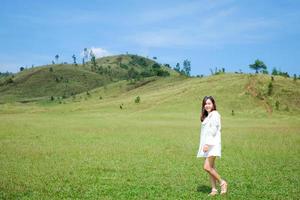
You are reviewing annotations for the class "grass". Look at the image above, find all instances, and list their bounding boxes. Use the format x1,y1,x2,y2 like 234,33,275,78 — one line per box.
0,73,299,199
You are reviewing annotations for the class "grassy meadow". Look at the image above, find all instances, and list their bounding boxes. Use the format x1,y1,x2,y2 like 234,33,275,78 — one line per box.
0,74,299,199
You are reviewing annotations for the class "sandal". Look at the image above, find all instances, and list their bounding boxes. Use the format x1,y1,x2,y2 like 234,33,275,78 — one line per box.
208,188,218,196
220,180,228,195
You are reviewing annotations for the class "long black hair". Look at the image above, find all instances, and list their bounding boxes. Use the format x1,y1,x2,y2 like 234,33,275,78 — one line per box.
200,96,217,122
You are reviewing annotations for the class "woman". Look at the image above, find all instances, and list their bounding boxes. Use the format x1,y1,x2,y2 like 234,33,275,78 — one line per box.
197,96,228,196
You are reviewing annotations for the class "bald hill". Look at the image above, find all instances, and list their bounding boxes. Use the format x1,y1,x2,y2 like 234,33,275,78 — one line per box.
0,54,178,103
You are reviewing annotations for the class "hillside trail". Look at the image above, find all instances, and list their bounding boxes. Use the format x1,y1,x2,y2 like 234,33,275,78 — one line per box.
245,75,273,115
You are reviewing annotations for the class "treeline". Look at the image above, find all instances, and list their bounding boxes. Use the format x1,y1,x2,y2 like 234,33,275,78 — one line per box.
49,50,173,82
173,59,192,76
6,56,299,81
249,59,299,80
0,72,15,86
0,71,14,77
195,59,299,80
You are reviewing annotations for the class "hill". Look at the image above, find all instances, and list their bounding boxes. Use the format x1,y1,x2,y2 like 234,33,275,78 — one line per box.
0,54,179,103
1,73,299,117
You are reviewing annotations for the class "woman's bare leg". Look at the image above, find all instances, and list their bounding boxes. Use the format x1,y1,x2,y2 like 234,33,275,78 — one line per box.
203,156,222,184
209,159,217,189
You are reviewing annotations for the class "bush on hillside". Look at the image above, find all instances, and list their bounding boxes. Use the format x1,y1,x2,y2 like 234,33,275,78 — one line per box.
267,82,273,96
120,63,129,69
127,67,139,80
135,96,140,103
140,70,154,77
133,57,148,67
152,63,161,69
275,100,280,110
5,77,14,84
156,69,170,77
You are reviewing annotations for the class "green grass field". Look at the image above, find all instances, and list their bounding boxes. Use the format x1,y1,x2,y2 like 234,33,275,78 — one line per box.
0,74,299,199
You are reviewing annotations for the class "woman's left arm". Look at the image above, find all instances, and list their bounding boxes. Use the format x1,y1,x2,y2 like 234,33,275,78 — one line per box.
205,112,221,145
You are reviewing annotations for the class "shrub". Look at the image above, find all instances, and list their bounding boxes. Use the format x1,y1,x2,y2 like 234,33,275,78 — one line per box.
156,69,170,77
140,70,154,77
284,105,289,111
275,100,279,110
120,63,128,69
128,67,139,80
267,82,273,96
5,77,14,84
152,63,161,69
135,96,140,103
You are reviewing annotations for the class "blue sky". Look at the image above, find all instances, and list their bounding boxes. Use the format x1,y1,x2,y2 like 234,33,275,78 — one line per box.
1,0,299,76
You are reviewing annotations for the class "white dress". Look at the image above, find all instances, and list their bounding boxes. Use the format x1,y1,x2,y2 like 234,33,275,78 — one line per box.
197,110,222,158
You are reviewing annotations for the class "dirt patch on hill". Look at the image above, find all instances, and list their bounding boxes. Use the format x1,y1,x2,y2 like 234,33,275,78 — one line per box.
245,75,273,114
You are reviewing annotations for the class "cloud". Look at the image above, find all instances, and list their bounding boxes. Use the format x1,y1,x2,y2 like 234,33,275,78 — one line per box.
138,0,233,24
80,47,111,58
127,3,282,48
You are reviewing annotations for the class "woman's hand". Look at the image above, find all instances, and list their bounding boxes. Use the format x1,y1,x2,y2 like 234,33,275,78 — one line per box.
203,144,209,152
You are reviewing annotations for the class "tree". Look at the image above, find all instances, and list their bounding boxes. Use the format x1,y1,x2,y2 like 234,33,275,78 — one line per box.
83,48,89,65
249,59,267,73
72,54,77,65
90,50,97,71
271,67,289,78
261,69,269,74
180,69,185,75
164,64,171,68
55,54,59,64
84,48,89,60
174,63,180,72
271,67,278,75
20,67,24,72
183,59,191,76
214,67,225,75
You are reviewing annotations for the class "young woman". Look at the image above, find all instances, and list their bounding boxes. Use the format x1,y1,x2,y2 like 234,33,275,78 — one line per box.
197,96,228,196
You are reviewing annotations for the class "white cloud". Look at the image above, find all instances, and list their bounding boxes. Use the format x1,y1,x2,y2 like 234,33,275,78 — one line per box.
80,47,111,58
127,4,282,48
138,0,233,24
